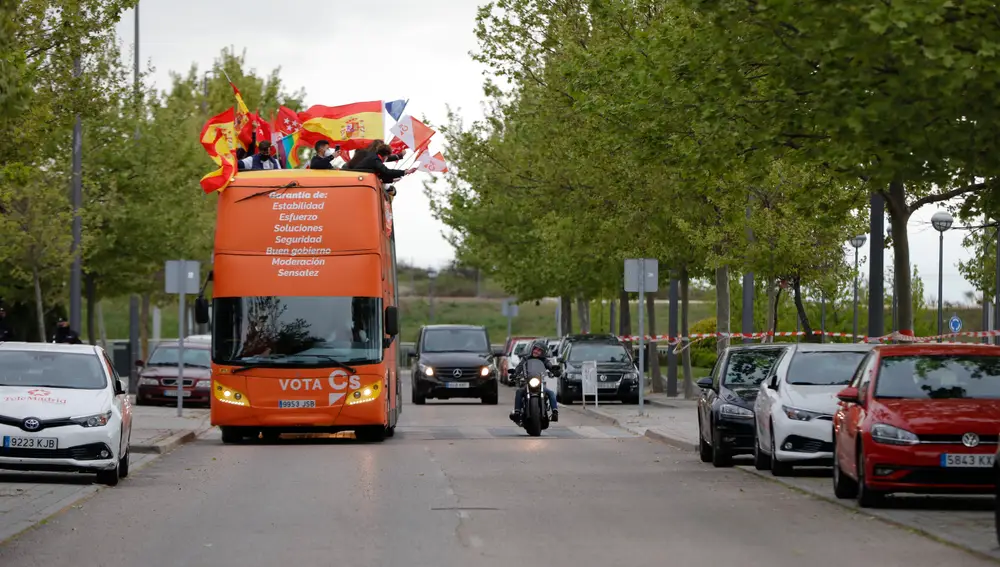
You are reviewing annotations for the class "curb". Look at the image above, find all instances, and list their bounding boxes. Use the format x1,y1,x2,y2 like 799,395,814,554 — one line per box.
643,429,697,451
131,421,213,454
737,466,1000,564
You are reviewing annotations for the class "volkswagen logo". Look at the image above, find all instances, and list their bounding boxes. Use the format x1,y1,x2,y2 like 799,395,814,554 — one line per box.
452,369,463,378
599,374,607,381
962,432,980,448
22,418,41,432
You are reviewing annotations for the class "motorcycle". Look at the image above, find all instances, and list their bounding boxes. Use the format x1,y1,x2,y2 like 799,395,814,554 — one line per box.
508,358,560,436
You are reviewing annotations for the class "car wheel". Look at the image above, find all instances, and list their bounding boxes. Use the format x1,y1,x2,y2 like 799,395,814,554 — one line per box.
96,461,120,486
832,437,858,499
994,463,1000,547
711,422,732,467
118,433,131,479
769,426,793,476
753,433,770,470
698,420,712,463
856,444,884,507
412,387,426,405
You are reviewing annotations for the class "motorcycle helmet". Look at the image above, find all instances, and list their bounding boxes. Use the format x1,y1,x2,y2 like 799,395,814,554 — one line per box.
529,339,548,358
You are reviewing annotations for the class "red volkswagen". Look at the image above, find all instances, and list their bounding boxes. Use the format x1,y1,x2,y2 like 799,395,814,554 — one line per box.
832,343,1000,507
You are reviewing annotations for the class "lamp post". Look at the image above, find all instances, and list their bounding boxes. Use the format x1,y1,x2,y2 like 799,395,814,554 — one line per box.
850,235,868,342
427,269,438,323
931,211,954,339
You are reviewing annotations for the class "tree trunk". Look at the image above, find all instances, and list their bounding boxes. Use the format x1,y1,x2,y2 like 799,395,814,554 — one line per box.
85,273,97,345
764,278,777,344
680,268,694,399
560,296,572,335
32,265,46,342
96,301,108,349
792,277,819,342
885,181,914,335
609,296,616,334
576,296,590,333
618,289,631,336
646,291,662,393
140,293,150,360
715,267,731,355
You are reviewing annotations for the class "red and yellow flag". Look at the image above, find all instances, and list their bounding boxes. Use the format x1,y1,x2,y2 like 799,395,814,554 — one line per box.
200,108,238,194
297,101,384,152
230,82,253,150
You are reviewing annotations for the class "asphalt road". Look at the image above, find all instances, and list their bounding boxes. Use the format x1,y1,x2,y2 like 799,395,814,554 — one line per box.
0,373,993,567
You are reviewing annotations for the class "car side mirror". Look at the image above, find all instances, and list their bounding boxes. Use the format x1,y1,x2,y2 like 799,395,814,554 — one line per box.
114,378,125,395
492,347,504,357
384,306,399,337
135,359,145,368
550,366,561,376
406,351,415,362
767,379,778,390
836,386,860,404
696,377,714,390
507,368,516,376
194,296,210,325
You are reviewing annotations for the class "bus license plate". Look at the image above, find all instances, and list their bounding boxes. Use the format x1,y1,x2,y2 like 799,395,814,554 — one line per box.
941,453,994,467
279,400,316,408
4,436,58,449
446,382,470,388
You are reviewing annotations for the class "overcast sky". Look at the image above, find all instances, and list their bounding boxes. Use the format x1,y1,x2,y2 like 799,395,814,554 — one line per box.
115,1,980,305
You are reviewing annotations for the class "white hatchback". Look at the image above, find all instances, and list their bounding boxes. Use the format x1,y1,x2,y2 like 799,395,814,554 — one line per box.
0,342,133,485
753,343,873,475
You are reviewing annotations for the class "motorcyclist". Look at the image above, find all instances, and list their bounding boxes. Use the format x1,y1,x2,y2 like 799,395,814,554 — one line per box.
509,339,559,423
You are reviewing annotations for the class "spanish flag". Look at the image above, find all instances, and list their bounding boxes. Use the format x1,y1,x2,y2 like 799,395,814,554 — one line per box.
297,101,384,152
231,82,253,150
200,108,238,194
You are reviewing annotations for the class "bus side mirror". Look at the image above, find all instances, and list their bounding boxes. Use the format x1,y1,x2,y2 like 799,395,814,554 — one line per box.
194,296,210,325
384,306,399,337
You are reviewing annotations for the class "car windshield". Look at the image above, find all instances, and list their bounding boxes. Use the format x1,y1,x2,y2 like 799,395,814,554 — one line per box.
148,346,212,368
723,349,784,388
422,329,489,353
212,296,383,366
875,354,1000,399
568,343,631,363
0,351,107,390
787,351,868,386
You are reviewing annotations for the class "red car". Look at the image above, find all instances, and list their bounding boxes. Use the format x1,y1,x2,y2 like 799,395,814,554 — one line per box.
832,343,1000,507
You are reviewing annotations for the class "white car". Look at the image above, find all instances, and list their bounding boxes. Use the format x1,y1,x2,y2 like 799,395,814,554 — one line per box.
0,342,134,485
753,343,873,475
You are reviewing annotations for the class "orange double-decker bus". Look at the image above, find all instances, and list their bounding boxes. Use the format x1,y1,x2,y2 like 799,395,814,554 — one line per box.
194,169,401,443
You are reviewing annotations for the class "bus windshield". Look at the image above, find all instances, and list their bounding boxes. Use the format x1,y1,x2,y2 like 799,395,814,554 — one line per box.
212,296,383,367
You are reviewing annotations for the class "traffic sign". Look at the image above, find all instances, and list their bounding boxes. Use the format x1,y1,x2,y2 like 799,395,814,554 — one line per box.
949,315,962,334
624,258,659,293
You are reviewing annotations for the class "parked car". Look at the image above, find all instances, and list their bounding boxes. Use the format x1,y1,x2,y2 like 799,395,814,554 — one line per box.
135,340,212,406
833,344,1000,507
0,342,133,486
697,344,789,467
409,324,503,405
554,334,640,404
753,343,874,475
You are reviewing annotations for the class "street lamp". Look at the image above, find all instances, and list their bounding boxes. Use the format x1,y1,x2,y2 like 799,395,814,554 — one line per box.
427,269,438,323
850,235,868,341
931,211,954,339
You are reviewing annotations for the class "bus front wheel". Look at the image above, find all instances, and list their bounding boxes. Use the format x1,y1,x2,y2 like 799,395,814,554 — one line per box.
220,427,246,444
355,426,387,443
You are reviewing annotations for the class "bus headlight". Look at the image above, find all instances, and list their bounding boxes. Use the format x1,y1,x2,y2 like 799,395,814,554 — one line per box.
348,382,383,406
214,382,250,407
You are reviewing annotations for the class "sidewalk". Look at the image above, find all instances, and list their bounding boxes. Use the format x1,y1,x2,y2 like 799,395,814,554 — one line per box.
0,402,212,544
569,399,1000,562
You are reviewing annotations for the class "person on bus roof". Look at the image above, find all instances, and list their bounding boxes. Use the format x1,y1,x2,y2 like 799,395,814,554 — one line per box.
238,140,281,170
310,140,342,170
346,140,406,168
510,339,559,423
344,141,416,184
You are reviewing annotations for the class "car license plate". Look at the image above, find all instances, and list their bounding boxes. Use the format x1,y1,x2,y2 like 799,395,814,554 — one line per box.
3,436,58,449
446,382,470,388
164,390,191,397
941,453,995,467
598,382,619,389
278,400,316,408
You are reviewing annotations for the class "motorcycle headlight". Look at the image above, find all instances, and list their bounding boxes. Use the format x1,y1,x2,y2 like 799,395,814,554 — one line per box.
528,377,541,388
